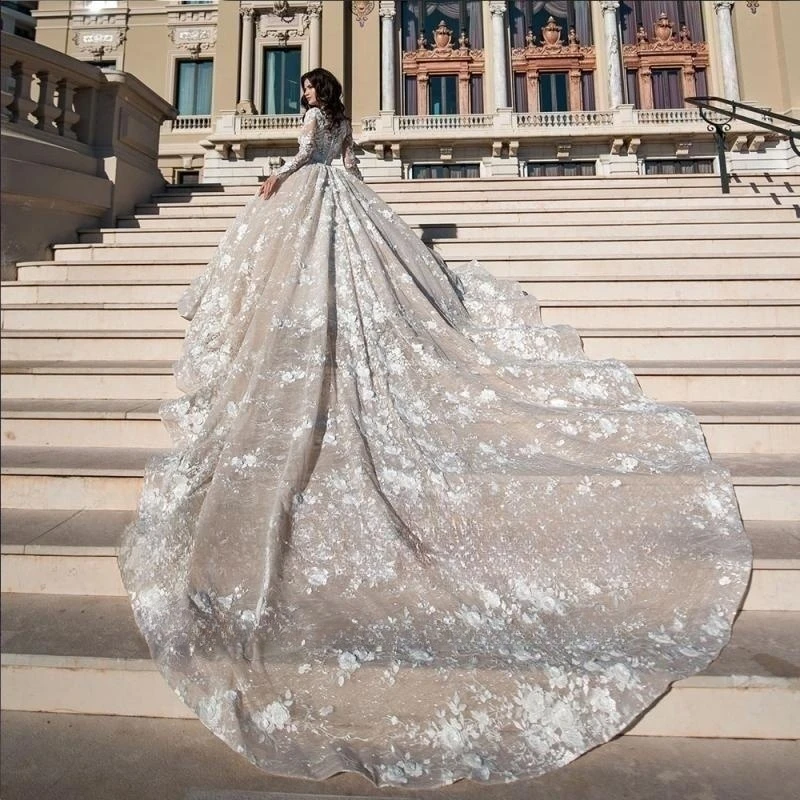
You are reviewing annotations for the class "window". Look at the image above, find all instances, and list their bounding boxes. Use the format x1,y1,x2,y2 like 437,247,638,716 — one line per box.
263,48,301,115
175,59,213,116
429,75,457,115
411,163,480,179
539,72,568,112
176,169,201,184
527,161,596,177
651,68,682,109
644,159,713,175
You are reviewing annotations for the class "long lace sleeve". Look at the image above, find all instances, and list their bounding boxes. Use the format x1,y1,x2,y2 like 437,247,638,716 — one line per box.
342,125,363,181
275,107,321,180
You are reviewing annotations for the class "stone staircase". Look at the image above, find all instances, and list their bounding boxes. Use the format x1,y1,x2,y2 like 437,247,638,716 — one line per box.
1,173,799,798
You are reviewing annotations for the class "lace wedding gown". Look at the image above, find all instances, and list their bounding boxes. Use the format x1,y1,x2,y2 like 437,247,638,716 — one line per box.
120,106,751,788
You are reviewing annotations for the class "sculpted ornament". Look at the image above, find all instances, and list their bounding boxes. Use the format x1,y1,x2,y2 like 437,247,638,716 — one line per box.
73,28,125,58
352,1,376,27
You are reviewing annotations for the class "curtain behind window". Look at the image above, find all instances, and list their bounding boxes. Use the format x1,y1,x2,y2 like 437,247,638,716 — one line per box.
651,68,682,108
176,60,212,115
401,1,483,50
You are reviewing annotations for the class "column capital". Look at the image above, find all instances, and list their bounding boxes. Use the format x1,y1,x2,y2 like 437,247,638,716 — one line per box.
599,0,620,11
240,5,256,21
306,1,322,18
488,1,507,17
713,1,735,12
379,1,396,19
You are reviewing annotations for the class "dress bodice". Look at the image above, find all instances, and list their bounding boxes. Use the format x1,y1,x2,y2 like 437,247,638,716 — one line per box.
276,106,362,180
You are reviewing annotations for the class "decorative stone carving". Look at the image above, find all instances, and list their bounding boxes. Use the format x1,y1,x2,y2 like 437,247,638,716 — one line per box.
73,28,126,59
168,4,219,58
352,1,375,27
511,19,596,113
541,16,561,47
622,11,709,109
169,26,217,57
70,8,128,60
258,5,312,42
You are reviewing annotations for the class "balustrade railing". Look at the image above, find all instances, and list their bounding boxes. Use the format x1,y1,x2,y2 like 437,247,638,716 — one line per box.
1,31,175,271
167,115,212,132
238,114,303,132
397,114,493,131
515,110,615,128
1,31,105,147
635,108,704,125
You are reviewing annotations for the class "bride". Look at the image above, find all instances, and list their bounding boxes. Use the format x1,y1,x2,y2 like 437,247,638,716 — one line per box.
119,68,751,788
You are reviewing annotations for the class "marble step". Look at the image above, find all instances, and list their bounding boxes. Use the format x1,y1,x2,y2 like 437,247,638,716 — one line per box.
1,446,796,521
3,713,800,800
1,595,798,740
15,254,799,283
2,509,795,609
4,301,798,331
5,276,799,306
47,233,799,264
130,197,800,218
2,359,797,404
3,327,799,364
76,221,800,247
3,398,798,457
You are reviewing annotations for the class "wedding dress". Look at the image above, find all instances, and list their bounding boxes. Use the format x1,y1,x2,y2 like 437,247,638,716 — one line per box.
119,106,751,788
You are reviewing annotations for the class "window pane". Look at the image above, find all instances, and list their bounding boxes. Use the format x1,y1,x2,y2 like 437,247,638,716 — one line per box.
539,72,568,112
429,75,458,115
263,48,301,115
176,60,213,116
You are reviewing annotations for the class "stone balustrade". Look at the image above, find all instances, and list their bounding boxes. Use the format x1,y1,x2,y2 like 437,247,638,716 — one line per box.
1,31,175,275
166,115,213,132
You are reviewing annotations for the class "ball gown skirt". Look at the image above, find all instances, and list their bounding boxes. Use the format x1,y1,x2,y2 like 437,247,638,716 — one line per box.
119,161,751,788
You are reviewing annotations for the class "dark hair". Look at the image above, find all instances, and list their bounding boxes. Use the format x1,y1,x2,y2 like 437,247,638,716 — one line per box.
300,68,348,127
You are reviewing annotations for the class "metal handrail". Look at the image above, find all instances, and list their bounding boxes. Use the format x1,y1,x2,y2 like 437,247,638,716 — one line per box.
685,95,799,193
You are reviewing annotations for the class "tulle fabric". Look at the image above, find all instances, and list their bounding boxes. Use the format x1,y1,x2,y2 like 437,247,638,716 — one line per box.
119,152,750,787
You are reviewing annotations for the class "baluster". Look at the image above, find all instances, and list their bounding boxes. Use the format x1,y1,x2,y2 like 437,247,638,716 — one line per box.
9,61,37,126
55,77,80,139
0,52,15,122
33,70,60,132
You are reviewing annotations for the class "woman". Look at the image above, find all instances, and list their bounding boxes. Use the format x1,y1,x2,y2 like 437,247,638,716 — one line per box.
120,69,750,788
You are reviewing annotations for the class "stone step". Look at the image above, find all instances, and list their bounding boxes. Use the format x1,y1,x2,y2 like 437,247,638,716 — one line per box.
129,197,800,219
16,254,799,283
47,236,800,264
2,508,795,610
5,276,799,306
3,328,799,364
2,358,796,404
79,221,799,247
3,398,798,457
4,301,797,332
1,446,796,521
3,715,800,800
1,594,797,740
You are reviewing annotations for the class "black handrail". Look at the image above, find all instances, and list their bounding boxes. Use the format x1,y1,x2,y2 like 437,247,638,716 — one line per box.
685,96,799,194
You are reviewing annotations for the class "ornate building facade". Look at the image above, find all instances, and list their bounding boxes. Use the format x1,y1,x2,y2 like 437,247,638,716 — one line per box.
29,0,800,182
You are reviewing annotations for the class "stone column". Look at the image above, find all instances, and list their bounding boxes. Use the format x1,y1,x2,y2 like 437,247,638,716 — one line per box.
307,2,322,70
600,0,623,108
488,1,509,110
237,5,256,113
714,1,740,101
379,1,396,113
